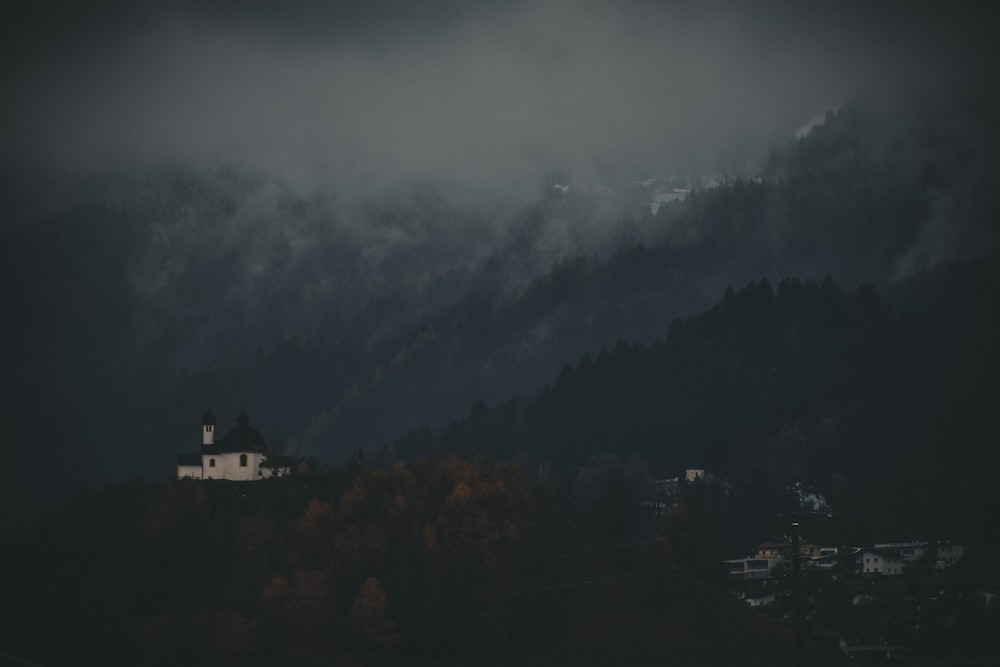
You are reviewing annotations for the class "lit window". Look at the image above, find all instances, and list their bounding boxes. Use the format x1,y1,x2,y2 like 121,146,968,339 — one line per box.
209,458,216,467
240,454,248,467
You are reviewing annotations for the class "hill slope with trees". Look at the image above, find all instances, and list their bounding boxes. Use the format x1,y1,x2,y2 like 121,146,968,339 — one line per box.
395,258,1000,524
3,98,997,501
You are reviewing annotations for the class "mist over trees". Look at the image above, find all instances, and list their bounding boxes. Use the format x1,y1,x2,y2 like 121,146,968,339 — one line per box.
2,97,998,503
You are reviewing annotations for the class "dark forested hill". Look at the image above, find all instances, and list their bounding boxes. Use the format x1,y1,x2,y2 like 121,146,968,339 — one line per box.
394,258,1000,523
0,459,855,666
195,100,1000,467
2,99,997,502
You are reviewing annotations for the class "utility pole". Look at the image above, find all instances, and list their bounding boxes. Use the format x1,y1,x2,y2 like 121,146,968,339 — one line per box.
792,520,804,667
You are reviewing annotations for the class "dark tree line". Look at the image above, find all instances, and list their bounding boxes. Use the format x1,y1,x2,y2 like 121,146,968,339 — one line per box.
394,258,1000,527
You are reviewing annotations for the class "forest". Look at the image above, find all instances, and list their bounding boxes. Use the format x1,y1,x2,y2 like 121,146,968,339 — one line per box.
4,255,999,664
4,457,862,666
397,259,1000,519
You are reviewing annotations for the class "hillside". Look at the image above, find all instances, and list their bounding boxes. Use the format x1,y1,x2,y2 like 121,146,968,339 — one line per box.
3,99,998,500
394,258,1000,525
0,461,852,666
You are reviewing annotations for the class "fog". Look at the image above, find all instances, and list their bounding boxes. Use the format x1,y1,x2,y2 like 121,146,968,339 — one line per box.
6,0,986,195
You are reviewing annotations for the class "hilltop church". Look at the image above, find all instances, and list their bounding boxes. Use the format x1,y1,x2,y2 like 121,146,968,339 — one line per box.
177,410,292,480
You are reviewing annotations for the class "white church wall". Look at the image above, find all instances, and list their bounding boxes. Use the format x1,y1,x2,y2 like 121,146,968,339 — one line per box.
201,452,264,481
203,455,220,479
221,453,240,480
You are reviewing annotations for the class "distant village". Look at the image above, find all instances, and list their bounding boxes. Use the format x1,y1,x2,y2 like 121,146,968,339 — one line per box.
726,534,982,661
639,468,992,662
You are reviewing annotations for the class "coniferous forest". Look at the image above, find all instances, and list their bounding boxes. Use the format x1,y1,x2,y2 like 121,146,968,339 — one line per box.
5,257,1000,665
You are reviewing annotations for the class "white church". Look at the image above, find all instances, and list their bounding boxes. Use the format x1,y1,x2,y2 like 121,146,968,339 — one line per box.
177,410,292,481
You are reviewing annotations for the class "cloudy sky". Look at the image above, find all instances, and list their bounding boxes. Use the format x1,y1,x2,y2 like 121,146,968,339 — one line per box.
4,0,990,194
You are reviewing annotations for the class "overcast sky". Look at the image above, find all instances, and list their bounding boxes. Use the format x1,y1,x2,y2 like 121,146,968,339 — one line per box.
4,0,991,194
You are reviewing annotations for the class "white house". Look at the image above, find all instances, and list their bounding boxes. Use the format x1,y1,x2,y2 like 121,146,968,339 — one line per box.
857,549,903,575
177,410,292,481
726,557,781,580
745,593,776,607
874,541,929,564
935,543,968,569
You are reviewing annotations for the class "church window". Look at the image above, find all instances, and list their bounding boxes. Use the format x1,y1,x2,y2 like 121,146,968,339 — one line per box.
209,458,216,467
240,454,248,467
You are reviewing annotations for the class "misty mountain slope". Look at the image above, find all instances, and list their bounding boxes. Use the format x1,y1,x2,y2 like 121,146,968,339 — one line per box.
292,100,1000,461
394,256,1000,521
3,99,998,501
657,101,999,283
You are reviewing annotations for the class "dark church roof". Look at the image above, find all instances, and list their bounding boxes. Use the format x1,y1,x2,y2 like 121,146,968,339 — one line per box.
202,410,216,426
177,453,202,466
202,410,268,454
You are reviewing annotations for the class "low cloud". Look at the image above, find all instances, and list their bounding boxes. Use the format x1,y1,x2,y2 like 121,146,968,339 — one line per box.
7,0,986,196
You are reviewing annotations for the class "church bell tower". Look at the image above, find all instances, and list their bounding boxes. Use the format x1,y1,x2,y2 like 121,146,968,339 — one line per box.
202,410,216,446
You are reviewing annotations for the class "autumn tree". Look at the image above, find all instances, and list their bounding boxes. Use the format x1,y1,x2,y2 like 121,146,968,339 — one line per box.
348,576,399,663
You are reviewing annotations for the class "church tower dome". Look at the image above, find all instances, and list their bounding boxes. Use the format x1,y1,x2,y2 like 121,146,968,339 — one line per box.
220,409,267,453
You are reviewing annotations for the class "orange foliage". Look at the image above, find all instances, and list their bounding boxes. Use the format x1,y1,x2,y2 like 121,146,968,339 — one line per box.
299,497,335,530
422,521,443,562
348,576,399,661
338,483,365,520
261,569,330,620
447,480,473,505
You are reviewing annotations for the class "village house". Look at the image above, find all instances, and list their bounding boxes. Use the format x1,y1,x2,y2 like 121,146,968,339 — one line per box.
936,543,968,569
755,540,786,560
874,541,929,564
810,546,840,570
726,556,782,580
856,549,904,575
868,540,967,571
754,537,823,561
685,468,706,482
